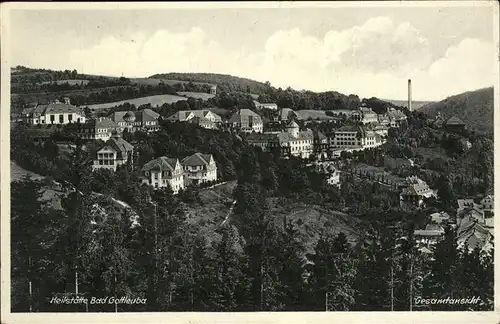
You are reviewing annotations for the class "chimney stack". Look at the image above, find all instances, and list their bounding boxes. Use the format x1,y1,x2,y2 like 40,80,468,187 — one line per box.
408,79,412,112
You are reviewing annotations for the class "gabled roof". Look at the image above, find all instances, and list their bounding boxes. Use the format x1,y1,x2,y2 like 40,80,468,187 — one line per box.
45,103,82,115
142,157,180,172
445,116,466,126
95,133,133,159
168,109,221,122
287,120,299,128
181,153,214,167
83,117,117,129
228,109,263,124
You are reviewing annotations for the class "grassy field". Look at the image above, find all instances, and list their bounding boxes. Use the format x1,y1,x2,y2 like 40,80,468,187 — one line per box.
84,94,188,110
177,92,216,100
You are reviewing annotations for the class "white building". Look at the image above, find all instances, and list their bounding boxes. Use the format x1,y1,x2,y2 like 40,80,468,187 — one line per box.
181,153,218,186
92,131,134,172
76,117,118,142
254,101,278,111
246,120,313,159
329,125,383,150
167,109,222,123
110,109,160,133
21,98,86,125
141,157,185,194
228,108,263,133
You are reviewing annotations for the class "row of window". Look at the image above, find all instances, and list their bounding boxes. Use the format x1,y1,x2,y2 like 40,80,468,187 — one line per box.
98,153,115,159
32,117,82,124
97,159,115,165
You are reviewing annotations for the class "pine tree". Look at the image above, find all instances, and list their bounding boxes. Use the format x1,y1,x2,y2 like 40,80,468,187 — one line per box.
423,226,460,310
307,232,356,311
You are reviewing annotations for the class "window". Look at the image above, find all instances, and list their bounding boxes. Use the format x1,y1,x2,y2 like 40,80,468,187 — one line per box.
68,114,73,122
99,160,103,165
50,115,55,123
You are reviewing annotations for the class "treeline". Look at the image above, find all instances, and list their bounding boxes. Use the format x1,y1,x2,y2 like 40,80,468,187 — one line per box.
150,72,269,95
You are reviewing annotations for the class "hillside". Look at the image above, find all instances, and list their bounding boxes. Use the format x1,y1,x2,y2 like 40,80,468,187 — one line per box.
419,87,494,133
83,94,188,110
149,72,270,95
383,99,434,110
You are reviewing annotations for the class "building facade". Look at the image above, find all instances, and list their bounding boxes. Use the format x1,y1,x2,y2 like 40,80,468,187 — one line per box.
167,110,222,129
329,125,383,150
141,157,185,194
228,109,263,133
359,106,379,124
400,176,436,207
247,121,313,159
181,153,218,186
110,109,160,133
76,117,118,141
92,131,134,172
21,98,86,125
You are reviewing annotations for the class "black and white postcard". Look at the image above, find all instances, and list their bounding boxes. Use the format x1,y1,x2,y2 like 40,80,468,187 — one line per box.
1,2,499,324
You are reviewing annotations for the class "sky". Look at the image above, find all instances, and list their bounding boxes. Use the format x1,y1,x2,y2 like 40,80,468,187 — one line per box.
8,3,497,101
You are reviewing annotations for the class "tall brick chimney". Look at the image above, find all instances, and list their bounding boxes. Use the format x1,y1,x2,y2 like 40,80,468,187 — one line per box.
408,79,412,112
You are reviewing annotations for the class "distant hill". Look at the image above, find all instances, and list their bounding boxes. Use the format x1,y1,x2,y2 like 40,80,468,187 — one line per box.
383,99,434,110
149,72,270,95
419,87,494,133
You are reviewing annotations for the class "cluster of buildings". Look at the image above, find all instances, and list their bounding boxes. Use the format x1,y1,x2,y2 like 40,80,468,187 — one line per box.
427,112,467,132
140,152,218,194
413,195,494,255
91,129,218,193
246,121,313,158
166,109,222,130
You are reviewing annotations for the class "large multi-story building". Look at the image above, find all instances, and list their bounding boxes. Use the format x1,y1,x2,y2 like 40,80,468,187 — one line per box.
228,109,263,133
110,109,160,133
92,131,134,172
76,117,118,141
329,125,383,150
141,157,185,194
247,120,313,159
21,98,86,125
181,153,218,186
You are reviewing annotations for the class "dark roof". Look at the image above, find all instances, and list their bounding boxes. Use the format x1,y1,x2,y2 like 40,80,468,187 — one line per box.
228,109,263,124
83,117,117,129
445,116,466,126
142,157,179,172
45,103,82,115
96,134,134,159
181,153,213,167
